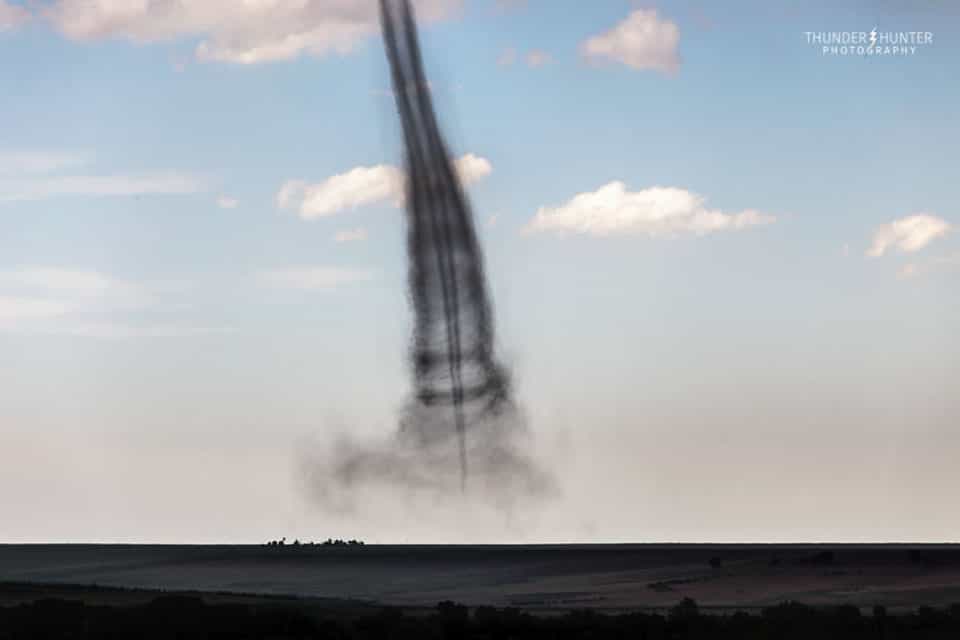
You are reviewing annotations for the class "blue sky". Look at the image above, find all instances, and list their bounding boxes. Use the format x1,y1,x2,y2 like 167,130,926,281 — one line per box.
0,0,958,543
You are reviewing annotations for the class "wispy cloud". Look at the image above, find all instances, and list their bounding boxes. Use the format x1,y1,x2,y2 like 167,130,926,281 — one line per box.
0,149,204,202
581,9,681,75
526,182,774,237
257,267,374,291
0,267,208,337
276,153,492,220
0,173,204,202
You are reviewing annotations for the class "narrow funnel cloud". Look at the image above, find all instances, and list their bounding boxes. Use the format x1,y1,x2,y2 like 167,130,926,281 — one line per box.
305,0,552,508
382,0,512,490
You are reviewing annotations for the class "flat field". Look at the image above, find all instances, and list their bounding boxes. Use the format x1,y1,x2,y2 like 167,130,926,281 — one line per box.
3,544,960,612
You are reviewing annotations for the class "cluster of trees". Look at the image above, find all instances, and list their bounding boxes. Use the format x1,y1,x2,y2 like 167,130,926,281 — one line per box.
4,595,960,639
264,537,365,547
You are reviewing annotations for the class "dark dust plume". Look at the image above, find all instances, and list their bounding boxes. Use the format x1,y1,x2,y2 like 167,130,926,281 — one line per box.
304,0,552,507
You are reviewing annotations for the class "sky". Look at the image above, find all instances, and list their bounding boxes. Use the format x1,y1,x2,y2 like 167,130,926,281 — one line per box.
1,0,958,543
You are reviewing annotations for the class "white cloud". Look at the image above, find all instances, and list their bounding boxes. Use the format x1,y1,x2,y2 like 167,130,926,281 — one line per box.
525,49,551,68
277,153,492,220
867,213,951,257
300,164,403,220
581,9,680,74
217,195,239,209
497,46,516,67
334,228,368,243
0,1,29,31
258,267,374,291
42,0,462,65
526,182,775,237
453,152,493,185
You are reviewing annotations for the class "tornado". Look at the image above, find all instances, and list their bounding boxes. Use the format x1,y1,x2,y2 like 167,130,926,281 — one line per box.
305,0,551,506
380,0,511,490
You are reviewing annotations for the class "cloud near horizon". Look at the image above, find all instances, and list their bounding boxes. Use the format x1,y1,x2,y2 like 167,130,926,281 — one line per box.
867,213,951,257
526,182,775,237
39,0,462,64
277,153,492,220
581,9,680,74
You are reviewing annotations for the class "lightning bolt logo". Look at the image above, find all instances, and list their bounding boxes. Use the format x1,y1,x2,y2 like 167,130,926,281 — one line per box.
869,27,878,49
